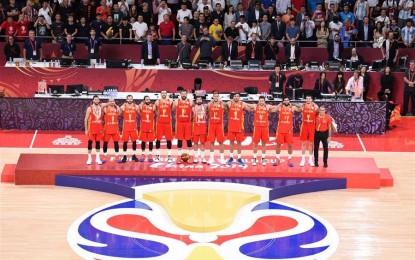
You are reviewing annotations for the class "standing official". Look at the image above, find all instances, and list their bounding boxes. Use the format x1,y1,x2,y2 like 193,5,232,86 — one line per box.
402,60,415,116
314,106,332,167
269,64,286,94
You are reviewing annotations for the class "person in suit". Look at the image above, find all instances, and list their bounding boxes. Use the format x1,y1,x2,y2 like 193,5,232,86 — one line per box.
245,33,262,63
177,35,191,64
141,34,160,65
247,2,264,25
268,64,286,93
327,33,344,61
235,3,248,23
357,16,374,47
221,36,238,66
314,71,334,94
271,14,286,41
285,38,301,65
264,36,279,60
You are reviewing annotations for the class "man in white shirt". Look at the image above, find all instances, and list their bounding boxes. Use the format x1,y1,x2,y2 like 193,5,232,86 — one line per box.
38,1,52,25
177,3,192,25
211,0,225,10
345,71,364,100
398,0,413,28
197,0,213,12
156,0,172,25
375,8,390,28
132,15,148,41
275,0,291,15
328,16,343,40
236,15,250,43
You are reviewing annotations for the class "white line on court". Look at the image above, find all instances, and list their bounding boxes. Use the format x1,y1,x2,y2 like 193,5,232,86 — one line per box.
356,134,366,152
30,130,38,149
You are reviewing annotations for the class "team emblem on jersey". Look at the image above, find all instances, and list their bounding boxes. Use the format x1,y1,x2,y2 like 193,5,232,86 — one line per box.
68,183,338,259
52,135,82,146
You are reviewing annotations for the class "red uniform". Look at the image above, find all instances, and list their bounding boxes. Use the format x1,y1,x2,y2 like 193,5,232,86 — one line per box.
192,104,207,143
315,114,332,132
139,103,155,142
253,105,270,143
208,101,225,143
175,99,192,140
87,104,104,141
156,99,173,140
227,101,245,142
300,104,317,142
103,105,120,142
122,104,139,142
276,105,294,144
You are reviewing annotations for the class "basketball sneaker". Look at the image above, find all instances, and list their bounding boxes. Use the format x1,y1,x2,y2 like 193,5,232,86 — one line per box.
202,158,208,164
237,158,245,166
95,158,103,165
324,163,328,168
252,158,257,166
226,157,234,165
139,155,145,162
118,155,127,163
207,158,215,165
273,158,280,166
131,155,139,162
148,155,154,163
288,159,294,167
167,155,173,163
261,158,266,166
86,157,92,165
154,155,160,162
193,157,199,163
308,159,315,167
188,156,193,164
300,158,305,167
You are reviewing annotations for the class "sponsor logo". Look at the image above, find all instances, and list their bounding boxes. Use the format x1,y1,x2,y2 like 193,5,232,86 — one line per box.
52,135,82,145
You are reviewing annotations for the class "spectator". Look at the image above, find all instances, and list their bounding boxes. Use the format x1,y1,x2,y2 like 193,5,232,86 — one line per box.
59,0,73,23
325,3,338,24
177,3,192,25
193,13,209,39
314,71,334,94
129,5,138,21
221,35,238,65
248,19,261,40
197,0,213,12
38,1,52,25
76,0,95,23
295,5,308,26
300,13,315,46
179,16,194,40
141,34,160,65
139,3,152,26
245,33,262,62
1,16,18,37
400,18,415,47
118,0,129,17
276,0,292,15
177,0,192,11
348,47,365,64
101,15,118,41
60,34,76,58
328,33,344,61
85,28,102,59
282,7,294,26
5,0,20,21
383,0,398,22
224,5,235,30
211,3,225,25
235,3,248,23
23,30,42,60
119,17,132,43
4,35,20,61
21,0,37,24
285,18,300,41
156,0,172,25
264,36,279,60
236,15,249,43
51,13,64,43
224,20,239,41
325,0,340,11
285,38,301,64
357,16,374,47
248,2,264,25
112,3,124,25
195,26,216,63
16,14,29,41
209,17,223,41
345,71,364,99
271,14,286,41
158,14,175,45
77,16,91,41
177,34,191,63
389,19,401,39
190,11,199,26
375,8,390,29
354,0,369,29
339,5,355,24
312,3,325,28
398,0,413,28
96,0,110,22
328,15,342,40
132,15,148,41
148,23,158,39
63,14,78,38
308,0,320,14
373,20,385,47
269,64,286,93
211,0,225,10
316,20,329,47
259,14,271,40
266,4,278,22
380,66,395,100
91,13,105,39
202,6,212,24
369,5,382,27
339,19,357,47
333,71,346,94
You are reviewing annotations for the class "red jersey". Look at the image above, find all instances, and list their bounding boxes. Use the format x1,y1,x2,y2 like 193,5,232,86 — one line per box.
140,103,155,133
302,103,317,124
228,101,244,132
277,105,294,133
176,99,192,122
157,99,172,124
16,21,29,41
208,101,224,124
123,103,138,131
88,104,103,134
192,104,207,135
254,105,269,127
104,105,119,134
316,114,332,132
0,21,18,36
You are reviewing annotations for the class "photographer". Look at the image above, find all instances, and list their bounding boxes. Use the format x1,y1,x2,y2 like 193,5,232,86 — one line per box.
300,14,315,47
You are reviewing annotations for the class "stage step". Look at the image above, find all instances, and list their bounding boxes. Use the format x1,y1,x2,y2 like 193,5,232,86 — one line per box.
1,164,16,183
380,168,394,187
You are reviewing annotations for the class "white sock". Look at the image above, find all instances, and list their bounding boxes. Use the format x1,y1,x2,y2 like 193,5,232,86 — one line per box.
142,150,145,155
220,153,225,161
261,154,265,159
276,154,280,159
115,153,119,157
201,151,205,158
301,155,305,160
167,150,171,156
131,150,135,156
178,149,182,156
309,155,313,160
88,154,92,159
149,150,152,155
253,153,257,159
237,153,241,159
189,149,193,156
156,149,160,156
95,153,100,160
104,153,107,157
288,155,292,159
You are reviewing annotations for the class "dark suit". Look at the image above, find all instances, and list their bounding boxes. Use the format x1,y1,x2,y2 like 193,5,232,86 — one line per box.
357,23,374,47
285,43,301,64
269,72,286,93
245,40,263,62
264,42,279,60
235,10,249,23
327,40,344,61
141,40,160,65
247,9,264,25
177,41,191,63
271,21,286,40
295,12,309,27
221,41,238,63
314,79,333,94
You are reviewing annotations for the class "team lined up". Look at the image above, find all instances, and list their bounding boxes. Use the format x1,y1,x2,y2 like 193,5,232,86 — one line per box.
85,90,333,167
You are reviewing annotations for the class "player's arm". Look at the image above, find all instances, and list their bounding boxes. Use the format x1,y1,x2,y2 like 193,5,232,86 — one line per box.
172,99,178,110
84,107,91,135
292,104,302,112
224,101,230,111
313,102,319,111
244,102,255,111
117,105,122,115
154,100,159,115
120,103,126,112
99,102,109,107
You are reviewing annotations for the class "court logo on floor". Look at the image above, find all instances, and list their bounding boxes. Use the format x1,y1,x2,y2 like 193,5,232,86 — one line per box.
52,135,82,145
68,183,338,259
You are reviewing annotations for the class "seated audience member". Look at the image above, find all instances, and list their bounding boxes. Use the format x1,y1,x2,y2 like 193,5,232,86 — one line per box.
177,35,192,63
348,47,365,65
345,71,364,100
285,38,301,65
245,33,262,63
314,71,334,94
141,34,160,65
327,33,344,61
373,21,385,48
269,64,287,93
380,66,394,101
221,36,238,66
4,35,20,61
264,36,279,60
333,71,346,94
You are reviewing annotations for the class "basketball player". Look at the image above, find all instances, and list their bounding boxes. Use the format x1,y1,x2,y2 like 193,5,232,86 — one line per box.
299,95,318,167
84,95,104,165
226,93,252,166
118,95,140,163
192,96,208,163
137,95,155,162
248,96,278,166
207,90,226,165
274,96,302,167
173,89,194,164
154,90,173,163
102,98,121,161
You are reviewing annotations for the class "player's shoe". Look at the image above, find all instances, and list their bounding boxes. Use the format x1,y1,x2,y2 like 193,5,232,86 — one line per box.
118,155,127,163
187,156,193,164
139,155,145,162
237,158,245,166
154,155,160,162
300,158,305,167
95,158,103,165
252,158,257,166
226,157,234,165
288,159,294,167
308,159,315,167
86,158,92,165
314,160,319,167
221,158,227,165
324,163,328,168
273,158,280,166
167,155,173,163
193,157,199,163
148,155,154,163
202,158,208,164
208,158,215,165
101,155,107,164
131,155,139,162
177,155,183,164
261,158,266,166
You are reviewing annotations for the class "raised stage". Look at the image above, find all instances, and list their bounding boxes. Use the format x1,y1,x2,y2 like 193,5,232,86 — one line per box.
13,154,393,189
